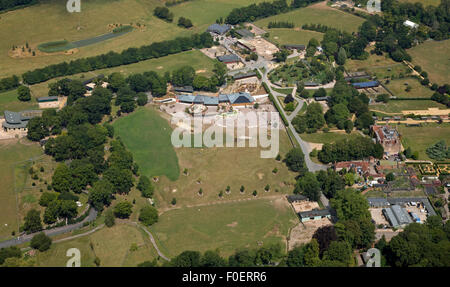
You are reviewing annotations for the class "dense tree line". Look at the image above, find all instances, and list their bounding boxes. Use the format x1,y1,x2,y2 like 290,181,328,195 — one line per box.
0,0,35,11
225,0,293,25
292,102,325,133
318,136,384,163
378,217,450,267
20,33,213,85
0,75,20,92
268,21,294,28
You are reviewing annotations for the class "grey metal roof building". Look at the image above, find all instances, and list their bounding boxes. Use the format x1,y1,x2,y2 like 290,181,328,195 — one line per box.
236,29,254,38
176,92,254,106
382,205,413,228
37,96,58,103
287,194,307,203
283,44,306,51
2,110,41,130
173,86,194,94
298,209,331,222
233,72,257,80
368,197,437,216
217,54,240,63
206,24,231,35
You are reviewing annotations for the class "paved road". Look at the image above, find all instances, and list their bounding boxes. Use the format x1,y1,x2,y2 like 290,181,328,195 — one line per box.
0,208,98,249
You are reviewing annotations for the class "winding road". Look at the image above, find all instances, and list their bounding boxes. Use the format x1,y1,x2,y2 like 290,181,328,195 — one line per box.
0,208,98,249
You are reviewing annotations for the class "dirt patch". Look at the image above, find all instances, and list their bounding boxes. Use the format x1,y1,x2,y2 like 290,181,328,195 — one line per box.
8,44,78,59
288,218,332,250
227,221,238,227
157,66,163,70
257,173,264,180
291,200,319,213
196,69,207,74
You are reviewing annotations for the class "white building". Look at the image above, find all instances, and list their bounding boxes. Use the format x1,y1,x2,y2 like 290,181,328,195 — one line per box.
403,20,419,29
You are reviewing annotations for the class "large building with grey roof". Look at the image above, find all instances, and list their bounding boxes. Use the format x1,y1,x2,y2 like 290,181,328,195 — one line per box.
382,205,413,228
206,24,231,35
176,92,254,106
2,110,41,132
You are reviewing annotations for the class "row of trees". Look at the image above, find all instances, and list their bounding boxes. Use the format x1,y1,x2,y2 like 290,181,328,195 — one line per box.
0,74,19,92
20,33,213,85
318,136,384,163
225,0,292,25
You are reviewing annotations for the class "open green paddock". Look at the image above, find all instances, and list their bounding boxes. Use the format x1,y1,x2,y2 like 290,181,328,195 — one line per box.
268,29,324,46
397,123,450,161
0,140,43,241
385,78,434,99
254,2,365,33
113,107,180,182
0,89,38,114
36,224,159,267
370,99,447,114
149,197,298,258
408,39,450,86
299,131,363,144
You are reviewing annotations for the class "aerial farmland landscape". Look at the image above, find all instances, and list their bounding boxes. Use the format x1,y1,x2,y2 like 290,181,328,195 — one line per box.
0,0,449,277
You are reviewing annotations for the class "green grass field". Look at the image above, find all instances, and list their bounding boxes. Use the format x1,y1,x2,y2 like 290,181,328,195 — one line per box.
28,50,215,98
0,140,43,240
268,29,324,46
345,50,411,79
150,197,298,258
370,99,447,114
398,123,450,161
154,129,296,209
0,89,38,114
254,2,365,33
0,0,270,79
385,78,434,99
408,39,450,85
113,106,180,181
36,224,159,267
299,131,363,144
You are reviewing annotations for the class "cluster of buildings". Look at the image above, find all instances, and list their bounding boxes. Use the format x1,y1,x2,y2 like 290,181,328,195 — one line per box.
371,125,402,157
2,110,41,132
176,92,255,107
287,195,331,223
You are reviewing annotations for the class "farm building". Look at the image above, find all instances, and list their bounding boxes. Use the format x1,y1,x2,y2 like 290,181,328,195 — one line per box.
176,92,254,106
286,194,307,203
37,96,58,103
298,209,331,222
236,39,256,52
283,44,305,51
217,54,240,64
233,71,257,81
367,197,436,216
382,205,413,228
304,81,319,87
236,29,254,38
206,24,231,35
2,110,41,132
173,86,194,94
334,161,369,176
352,81,379,89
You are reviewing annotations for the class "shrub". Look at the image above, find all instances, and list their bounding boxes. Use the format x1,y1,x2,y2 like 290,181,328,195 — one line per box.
30,232,52,252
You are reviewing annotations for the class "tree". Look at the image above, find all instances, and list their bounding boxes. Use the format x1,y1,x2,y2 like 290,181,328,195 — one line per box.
136,92,148,106
313,225,337,256
426,140,449,161
88,180,114,211
386,172,395,182
336,47,347,65
39,192,58,207
172,251,201,267
104,209,115,227
23,209,42,233
139,206,159,226
322,241,353,266
284,148,307,174
171,198,177,205
30,232,52,252
59,200,78,220
51,164,72,193
201,250,227,267
178,17,193,28
0,246,21,265
295,172,320,201
113,201,133,219
17,85,31,101
137,175,154,198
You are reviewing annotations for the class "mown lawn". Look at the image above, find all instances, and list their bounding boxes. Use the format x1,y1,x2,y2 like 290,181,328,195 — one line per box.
385,78,434,99
268,29,324,46
113,106,180,181
0,89,38,114
254,2,365,33
150,197,298,258
36,224,159,267
0,140,42,240
408,39,450,85
154,128,297,209
370,100,447,114
299,131,363,144
397,123,450,161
